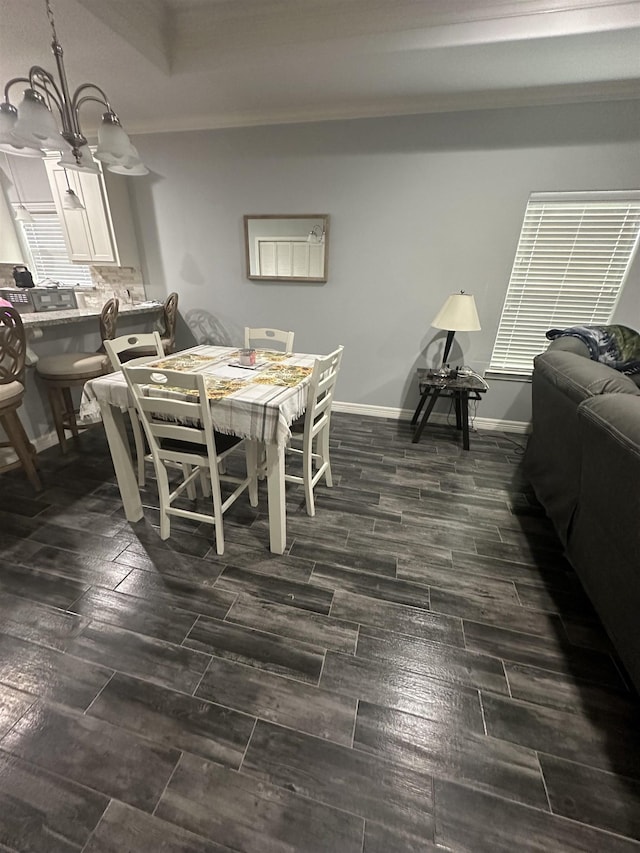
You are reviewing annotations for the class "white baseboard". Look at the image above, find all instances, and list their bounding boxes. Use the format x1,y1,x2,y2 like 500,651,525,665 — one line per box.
32,431,61,453
333,400,530,435
2,405,529,470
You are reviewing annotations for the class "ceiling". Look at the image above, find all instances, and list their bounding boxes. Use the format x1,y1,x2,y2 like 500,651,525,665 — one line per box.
1,0,639,137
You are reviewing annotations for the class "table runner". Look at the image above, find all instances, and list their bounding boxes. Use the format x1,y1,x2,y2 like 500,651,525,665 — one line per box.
80,345,317,449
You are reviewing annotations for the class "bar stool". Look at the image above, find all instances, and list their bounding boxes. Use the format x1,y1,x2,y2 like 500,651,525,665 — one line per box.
0,307,41,490
120,292,179,361
36,298,118,453
160,292,179,354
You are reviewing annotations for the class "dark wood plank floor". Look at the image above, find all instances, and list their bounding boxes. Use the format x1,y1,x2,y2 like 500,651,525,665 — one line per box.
1,413,639,852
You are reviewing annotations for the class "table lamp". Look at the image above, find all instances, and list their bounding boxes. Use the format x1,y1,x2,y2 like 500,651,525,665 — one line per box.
431,291,481,365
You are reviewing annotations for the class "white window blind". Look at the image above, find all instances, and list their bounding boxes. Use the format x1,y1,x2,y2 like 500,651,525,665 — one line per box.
21,213,93,288
489,191,640,376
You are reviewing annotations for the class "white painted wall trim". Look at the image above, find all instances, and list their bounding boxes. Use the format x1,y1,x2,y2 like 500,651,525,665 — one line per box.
333,400,531,435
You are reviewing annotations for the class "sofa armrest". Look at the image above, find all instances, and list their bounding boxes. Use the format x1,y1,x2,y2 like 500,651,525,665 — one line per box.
547,337,591,358
533,351,640,403
524,352,639,545
569,394,640,691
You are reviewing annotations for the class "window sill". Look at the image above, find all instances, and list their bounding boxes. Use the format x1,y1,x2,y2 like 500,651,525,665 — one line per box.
484,371,532,383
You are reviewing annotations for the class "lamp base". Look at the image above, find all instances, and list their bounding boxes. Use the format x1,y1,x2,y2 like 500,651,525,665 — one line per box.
442,330,456,365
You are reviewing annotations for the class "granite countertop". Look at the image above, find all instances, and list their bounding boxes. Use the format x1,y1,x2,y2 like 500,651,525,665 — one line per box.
20,302,163,328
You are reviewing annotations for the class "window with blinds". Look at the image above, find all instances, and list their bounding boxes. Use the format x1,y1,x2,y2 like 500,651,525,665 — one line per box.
21,213,94,288
489,191,640,377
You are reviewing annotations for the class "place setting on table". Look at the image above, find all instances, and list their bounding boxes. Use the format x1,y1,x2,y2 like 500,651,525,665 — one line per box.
78,343,323,554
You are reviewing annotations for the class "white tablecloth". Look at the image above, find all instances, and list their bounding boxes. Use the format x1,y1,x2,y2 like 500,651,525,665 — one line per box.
80,345,317,449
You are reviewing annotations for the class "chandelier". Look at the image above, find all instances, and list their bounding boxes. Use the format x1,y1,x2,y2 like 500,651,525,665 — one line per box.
0,0,147,176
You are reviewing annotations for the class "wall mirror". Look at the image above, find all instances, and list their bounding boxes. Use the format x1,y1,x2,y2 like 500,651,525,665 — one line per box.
244,214,329,282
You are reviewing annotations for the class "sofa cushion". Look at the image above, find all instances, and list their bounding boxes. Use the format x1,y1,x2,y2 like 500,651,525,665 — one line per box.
36,352,110,379
533,351,640,405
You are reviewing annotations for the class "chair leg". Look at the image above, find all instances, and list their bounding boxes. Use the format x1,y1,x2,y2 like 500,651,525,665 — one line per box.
256,441,267,480
211,488,225,555
156,463,172,540
47,386,68,454
200,469,211,497
245,440,259,507
182,464,197,500
62,386,82,447
1,410,42,491
303,442,316,517
320,426,333,487
128,407,146,487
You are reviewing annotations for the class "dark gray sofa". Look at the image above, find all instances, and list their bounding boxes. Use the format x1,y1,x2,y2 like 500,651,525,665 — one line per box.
524,337,640,692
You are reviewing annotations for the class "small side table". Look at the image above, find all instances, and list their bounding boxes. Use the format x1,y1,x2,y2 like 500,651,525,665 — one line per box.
411,369,487,449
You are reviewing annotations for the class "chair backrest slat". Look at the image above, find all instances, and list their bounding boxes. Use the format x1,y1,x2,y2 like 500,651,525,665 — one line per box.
122,364,217,464
303,345,344,432
0,307,26,385
105,332,164,370
97,298,119,353
162,293,179,352
245,327,295,352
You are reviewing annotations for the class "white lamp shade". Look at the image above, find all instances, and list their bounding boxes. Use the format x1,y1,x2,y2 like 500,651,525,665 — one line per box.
0,138,45,157
63,189,85,210
106,160,149,176
95,147,137,167
96,118,134,160
0,103,45,156
12,90,61,149
105,147,148,175
57,145,100,174
95,146,137,166
432,292,481,332
0,106,16,137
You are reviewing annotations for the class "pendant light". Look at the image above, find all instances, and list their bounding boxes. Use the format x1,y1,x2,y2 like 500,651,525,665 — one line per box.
62,168,84,210
3,154,34,223
0,0,147,176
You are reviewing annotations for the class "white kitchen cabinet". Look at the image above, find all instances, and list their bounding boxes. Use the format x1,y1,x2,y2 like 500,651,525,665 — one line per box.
0,184,25,264
44,157,140,267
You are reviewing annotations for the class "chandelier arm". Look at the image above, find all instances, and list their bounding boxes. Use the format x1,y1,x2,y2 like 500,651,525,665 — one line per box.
2,0,145,171
72,84,112,113
3,77,33,102
73,93,112,141
27,67,65,116
74,94,109,113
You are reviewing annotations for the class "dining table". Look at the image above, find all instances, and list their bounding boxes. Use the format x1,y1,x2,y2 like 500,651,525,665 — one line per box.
79,344,319,554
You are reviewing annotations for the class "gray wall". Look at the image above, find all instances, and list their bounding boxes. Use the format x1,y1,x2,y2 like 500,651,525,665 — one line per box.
129,98,640,427
11,99,640,435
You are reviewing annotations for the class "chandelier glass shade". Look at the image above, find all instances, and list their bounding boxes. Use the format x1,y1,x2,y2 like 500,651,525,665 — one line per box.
0,0,146,176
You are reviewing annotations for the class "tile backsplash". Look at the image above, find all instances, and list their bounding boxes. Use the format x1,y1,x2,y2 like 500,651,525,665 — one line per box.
0,264,18,288
83,266,147,309
0,263,147,308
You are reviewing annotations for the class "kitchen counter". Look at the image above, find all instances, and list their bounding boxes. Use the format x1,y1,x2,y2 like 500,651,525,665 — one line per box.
20,302,163,328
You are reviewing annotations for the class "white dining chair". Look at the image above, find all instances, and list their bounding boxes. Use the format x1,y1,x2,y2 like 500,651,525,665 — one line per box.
244,327,295,352
105,332,165,487
122,363,258,554
285,345,344,516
